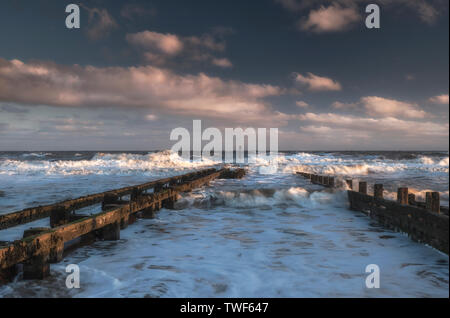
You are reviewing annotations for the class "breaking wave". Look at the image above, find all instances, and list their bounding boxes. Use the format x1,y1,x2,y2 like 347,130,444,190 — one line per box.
0,150,220,176
174,186,348,210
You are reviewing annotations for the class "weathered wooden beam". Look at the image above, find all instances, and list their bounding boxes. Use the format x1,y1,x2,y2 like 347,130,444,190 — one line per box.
0,168,219,230
397,188,409,205
359,182,367,195
374,184,384,199
1,169,229,272
431,192,440,214
408,193,416,205
347,190,449,254
219,168,246,179
318,176,324,185
328,177,335,188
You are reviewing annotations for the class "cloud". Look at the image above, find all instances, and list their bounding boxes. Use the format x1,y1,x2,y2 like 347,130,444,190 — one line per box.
332,96,429,119
276,0,445,31
429,94,449,105
361,96,427,119
126,31,184,55
299,112,448,138
405,0,440,24
331,101,358,109
295,101,309,108
146,114,158,121
38,118,103,134
211,58,233,68
82,6,118,40
298,4,361,33
294,72,342,91
0,58,287,125
126,30,231,68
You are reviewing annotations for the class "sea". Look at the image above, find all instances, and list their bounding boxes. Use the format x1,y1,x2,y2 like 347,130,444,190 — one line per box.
0,150,448,297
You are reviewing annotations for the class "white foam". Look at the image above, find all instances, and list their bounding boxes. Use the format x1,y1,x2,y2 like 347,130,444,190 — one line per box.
0,150,219,176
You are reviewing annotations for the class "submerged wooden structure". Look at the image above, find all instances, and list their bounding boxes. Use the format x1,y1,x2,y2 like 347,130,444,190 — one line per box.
296,172,449,254
0,168,245,283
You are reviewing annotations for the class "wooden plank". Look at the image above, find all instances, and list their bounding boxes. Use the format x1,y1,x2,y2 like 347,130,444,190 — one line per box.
0,168,218,230
0,168,232,270
348,190,449,254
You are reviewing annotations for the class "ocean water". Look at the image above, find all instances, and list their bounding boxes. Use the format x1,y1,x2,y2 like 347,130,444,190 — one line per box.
0,150,448,297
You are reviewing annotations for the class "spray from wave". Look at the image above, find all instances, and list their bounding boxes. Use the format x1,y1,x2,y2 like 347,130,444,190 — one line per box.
0,150,220,176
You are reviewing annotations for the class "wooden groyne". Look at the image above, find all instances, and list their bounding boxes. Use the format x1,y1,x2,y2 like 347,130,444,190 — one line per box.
296,172,449,255
0,168,246,283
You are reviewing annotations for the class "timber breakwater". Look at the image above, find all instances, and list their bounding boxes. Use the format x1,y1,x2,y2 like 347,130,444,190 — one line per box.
0,168,246,283
296,172,449,255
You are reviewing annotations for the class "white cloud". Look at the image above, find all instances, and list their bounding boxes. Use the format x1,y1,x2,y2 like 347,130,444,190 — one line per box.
126,31,184,55
296,101,309,108
298,4,360,33
0,58,287,125
299,112,448,137
361,96,427,119
276,0,445,33
146,114,158,121
126,30,231,68
429,94,449,105
82,6,118,40
331,101,358,109
295,72,342,91
212,58,233,68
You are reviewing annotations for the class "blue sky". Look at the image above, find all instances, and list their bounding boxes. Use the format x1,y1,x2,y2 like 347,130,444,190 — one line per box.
0,0,448,150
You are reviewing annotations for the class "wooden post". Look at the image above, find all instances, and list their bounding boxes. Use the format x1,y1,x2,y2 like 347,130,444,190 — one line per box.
318,176,324,185
49,236,64,264
431,192,440,214
328,177,335,188
323,176,329,186
102,193,119,211
346,179,353,190
0,264,18,284
130,187,143,202
22,228,51,280
128,213,137,225
374,184,384,199
397,188,409,205
120,215,129,230
163,191,177,210
23,254,50,280
50,205,71,228
408,193,416,205
141,194,156,219
426,192,432,210
154,182,164,193
359,182,367,194
98,222,120,241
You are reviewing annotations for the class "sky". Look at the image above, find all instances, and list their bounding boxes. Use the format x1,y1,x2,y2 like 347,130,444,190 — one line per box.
0,0,448,151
